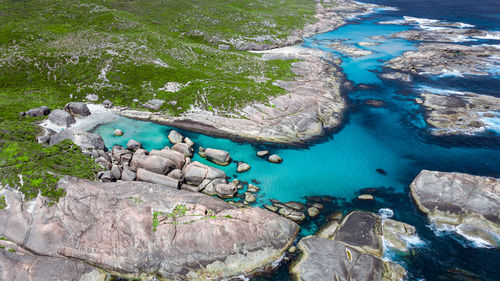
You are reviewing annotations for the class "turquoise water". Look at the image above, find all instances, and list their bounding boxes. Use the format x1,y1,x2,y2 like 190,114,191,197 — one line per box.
92,4,500,281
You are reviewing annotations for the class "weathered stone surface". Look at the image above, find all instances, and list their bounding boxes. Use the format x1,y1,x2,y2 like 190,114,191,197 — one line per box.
333,211,383,257
279,207,306,223
167,169,183,180
215,183,237,199
0,178,299,280
100,170,115,182
329,40,373,57
382,219,416,253
64,102,91,117
114,129,123,136
290,237,405,281
358,194,374,200
182,161,227,195
136,168,179,189
418,92,500,136
143,99,164,110
247,184,260,193
237,162,251,173
172,142,193,157
102,99,113,109
0,239,106,281
245,192,257,204
48,109,76,126
284,201,304,211
24,106,51,117
316,220,340,239
204,148,231,166
121,165,136,181
268,154,282,163
111,164,122,180
150,149,186,169
50,128,105,150
184,137,195,147
410,170,500,247
168,130,184,144
126,139,142,151
257,150,269,157
137,155,176,175
307,207,320,218
263,204,278,212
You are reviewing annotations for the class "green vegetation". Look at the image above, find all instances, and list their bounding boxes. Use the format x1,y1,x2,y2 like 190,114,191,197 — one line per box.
152,205,234,231
0,0,326,204
7,248,16,253
0,0,322,115
0,196,6,209
0,90,101,203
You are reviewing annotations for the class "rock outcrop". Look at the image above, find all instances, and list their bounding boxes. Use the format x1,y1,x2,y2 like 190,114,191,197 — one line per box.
0,238,106,281
418,92,500,136
0,178,299,280
64,102,91,117
290,210,412,281
49,128,105,151
48,109,76,127
290,237,405,281
410,170,500,247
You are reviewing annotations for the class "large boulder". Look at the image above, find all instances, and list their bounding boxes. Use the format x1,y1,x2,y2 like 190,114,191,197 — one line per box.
182,161,228,195
149,149,186,169
0,178,299,280
168,130,184,144
410,170,500,247
137,155,176,175
49,128,105,150
204,148,232,166
64,102,91,117
333,211,383,257
126,139,142,151
136,168,179,189
171,142,193,157
24,106,51,117
290,237,405,281
48,109,75,126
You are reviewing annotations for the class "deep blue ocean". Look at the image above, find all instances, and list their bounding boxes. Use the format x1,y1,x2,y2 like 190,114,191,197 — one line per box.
91,1,500,280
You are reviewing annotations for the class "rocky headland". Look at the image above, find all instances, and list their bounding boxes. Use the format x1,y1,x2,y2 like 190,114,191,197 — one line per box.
418,91,500,136
410,170,500,247
0,177,299,280
290,210,414,281
118,46,347,145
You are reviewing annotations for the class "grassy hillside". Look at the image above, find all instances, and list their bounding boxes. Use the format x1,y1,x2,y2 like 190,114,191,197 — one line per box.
0,0,324,202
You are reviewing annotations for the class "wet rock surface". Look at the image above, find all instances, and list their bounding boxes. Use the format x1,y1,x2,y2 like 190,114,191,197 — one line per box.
0,178,299,280
410,170,500,247
419,92,500,136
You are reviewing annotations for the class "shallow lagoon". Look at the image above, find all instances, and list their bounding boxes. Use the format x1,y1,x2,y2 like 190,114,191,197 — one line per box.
92,4,500,281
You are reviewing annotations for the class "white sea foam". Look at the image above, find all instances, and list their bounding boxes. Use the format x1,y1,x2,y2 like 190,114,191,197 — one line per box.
480,112,500,134
474,32,500,40
378,208,394,220
271,253,286,269
379,16,474,31
402,234,426,247
417,85,469,95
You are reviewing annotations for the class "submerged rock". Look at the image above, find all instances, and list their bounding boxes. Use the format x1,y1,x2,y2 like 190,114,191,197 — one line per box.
245,192,257,204
0,178,299,280
410,170,500,247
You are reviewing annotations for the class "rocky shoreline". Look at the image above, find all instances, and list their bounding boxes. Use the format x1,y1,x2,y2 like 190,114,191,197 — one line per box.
107,0,392,146
410,170,500,248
